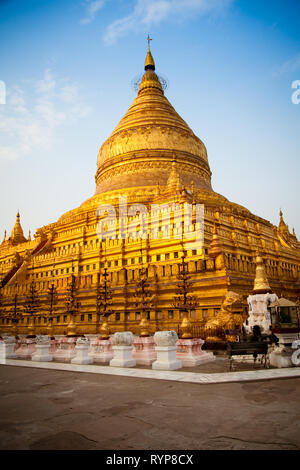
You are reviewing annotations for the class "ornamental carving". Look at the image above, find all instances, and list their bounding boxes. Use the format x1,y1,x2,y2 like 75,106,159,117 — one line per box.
96,160,211,190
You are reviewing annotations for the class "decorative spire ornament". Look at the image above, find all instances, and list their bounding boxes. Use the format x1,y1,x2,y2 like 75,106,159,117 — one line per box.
167,156,181,191
208,226,225,270
173,240,198,339
10,211,27,245
134,239,153,337
65,273,79,336
144,34,155,70
96,262,113,339
253,255,272,294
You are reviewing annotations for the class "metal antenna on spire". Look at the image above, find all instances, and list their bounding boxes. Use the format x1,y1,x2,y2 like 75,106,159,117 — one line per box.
147,34,152,49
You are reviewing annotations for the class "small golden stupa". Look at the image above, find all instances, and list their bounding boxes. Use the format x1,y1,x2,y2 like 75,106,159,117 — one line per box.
253,255,272,294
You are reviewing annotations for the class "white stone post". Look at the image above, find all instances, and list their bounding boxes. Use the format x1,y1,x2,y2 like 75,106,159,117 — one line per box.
71,337,93,365
52,336,77,363
17,337,36,359
152,331,182,370
133,335,157,365
49,337,59,354
110,332,136,368
176,337,215,366
32,335,53,362
88,337,113,364
3,336,17,360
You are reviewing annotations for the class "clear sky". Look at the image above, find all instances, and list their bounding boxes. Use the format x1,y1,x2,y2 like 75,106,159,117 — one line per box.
0,0,299,240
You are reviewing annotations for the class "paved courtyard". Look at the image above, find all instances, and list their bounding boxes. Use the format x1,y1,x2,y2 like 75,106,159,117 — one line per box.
0,364,300,450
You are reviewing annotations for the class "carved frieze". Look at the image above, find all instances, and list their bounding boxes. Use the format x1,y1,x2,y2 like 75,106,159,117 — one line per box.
96,158,212,193
97,125,208,167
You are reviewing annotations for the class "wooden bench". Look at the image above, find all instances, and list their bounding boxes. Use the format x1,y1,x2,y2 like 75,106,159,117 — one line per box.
227,341,269,371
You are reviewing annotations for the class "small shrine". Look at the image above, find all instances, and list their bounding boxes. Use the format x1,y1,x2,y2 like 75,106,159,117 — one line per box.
269,298,300,333
244,255,278,335
268,298,300,368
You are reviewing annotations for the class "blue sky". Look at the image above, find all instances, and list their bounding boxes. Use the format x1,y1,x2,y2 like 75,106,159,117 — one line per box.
0,0,299,240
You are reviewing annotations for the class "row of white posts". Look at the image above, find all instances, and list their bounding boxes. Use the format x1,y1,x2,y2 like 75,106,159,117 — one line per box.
2,331,300,369
0,331,195,370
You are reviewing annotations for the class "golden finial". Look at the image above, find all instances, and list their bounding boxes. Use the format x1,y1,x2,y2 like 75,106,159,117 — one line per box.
167,156,181,190
66,316,77,337
214,210,220,223
279,208,284,225
10,210,26,244
28,230,31,241
279,208,287,225
139,315,151,337
100,319,110,340
2,230,6,242
253,255,272,294
278,208,290,235
144,34,155,71
208,225,223,259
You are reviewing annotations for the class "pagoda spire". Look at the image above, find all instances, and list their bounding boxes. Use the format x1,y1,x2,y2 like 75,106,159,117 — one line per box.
167,155,181,190
10,211,27,245
279,209,284,225
278,208,290,236
208,226,223,259
138,38,162,95
253,255,272,294
208,225,225,269
145,34,155,70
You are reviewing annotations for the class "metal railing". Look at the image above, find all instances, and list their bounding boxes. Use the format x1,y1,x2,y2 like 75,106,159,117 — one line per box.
189,324,226,341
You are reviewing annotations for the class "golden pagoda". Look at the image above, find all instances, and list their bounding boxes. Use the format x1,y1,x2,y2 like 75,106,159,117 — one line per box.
0,42,300,336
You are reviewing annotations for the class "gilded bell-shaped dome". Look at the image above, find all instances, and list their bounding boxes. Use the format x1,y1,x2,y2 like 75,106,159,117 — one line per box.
253,255,272,294
95,45,212,195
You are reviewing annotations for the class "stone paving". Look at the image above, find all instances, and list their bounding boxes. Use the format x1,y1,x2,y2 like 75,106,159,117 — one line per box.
0,365,300,450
